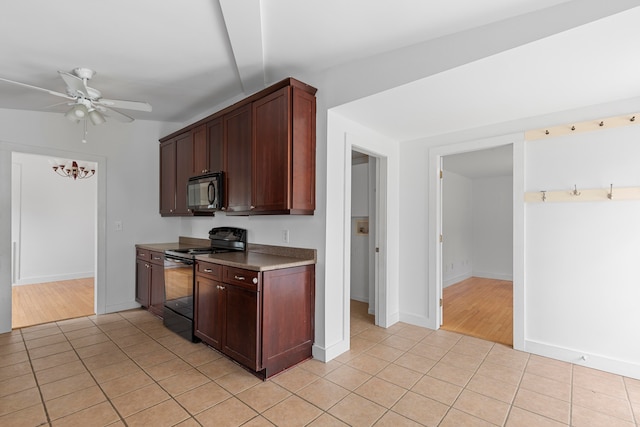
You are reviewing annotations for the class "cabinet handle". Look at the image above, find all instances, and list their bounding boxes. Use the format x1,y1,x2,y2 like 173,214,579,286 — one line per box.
234,275,245,281
217,285,225,290
203,268,213,273
153,257,161,260
145,263,150,268
138,253,146,257
221,207,226,211
252,278,258,284
250,206,255,210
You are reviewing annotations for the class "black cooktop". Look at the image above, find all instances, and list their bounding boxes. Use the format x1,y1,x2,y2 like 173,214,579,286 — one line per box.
165,227,247,259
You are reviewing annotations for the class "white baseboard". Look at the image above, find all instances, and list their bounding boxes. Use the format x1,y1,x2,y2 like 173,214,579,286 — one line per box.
350,295,369,303
399,311,434,329
314,337,350,363
104,301,142,315
443,272,472,288
13,272,94,286
471,271,513,281
525,339,640,380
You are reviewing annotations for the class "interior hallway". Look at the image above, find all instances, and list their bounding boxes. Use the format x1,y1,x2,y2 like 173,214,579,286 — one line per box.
12,278,94,329
1,300,639,425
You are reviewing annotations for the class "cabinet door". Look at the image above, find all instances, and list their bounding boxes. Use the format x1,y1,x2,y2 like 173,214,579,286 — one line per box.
174,132,194,215
252,86,290,212
291,86,316,213
194,276,222,349
159,140,176,215
223,105,252,212
207,118,224,174
192,124,208,175
222,284,260,370
261,265,314,376
135,259,150,307
148,263,165,317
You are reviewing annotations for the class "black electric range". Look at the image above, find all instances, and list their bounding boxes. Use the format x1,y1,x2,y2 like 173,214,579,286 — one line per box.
163,227,247,341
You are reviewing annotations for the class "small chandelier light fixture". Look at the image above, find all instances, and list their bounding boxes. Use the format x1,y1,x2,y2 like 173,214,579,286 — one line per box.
51,160,96,180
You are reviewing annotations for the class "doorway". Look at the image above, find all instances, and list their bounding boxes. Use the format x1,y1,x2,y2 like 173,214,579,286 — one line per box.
350,150,377,319
11,152,97,328
437,143,515,345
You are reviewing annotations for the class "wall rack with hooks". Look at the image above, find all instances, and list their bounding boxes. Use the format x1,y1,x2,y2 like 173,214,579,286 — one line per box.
525,185,640,203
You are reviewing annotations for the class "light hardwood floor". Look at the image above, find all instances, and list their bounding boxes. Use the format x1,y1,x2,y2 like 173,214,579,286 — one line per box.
441,276,513,347
12,278,95,329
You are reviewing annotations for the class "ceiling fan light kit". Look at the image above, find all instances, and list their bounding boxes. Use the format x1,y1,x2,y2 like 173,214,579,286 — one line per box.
0,67,152,141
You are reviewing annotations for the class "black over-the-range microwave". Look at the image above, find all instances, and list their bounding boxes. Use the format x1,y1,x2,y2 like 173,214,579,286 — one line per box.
187,172,223,211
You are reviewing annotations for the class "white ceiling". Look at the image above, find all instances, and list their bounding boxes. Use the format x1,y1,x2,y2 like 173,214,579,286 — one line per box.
0,0,638,146
0,0,585,127
444,145,513,179
334,4,640,142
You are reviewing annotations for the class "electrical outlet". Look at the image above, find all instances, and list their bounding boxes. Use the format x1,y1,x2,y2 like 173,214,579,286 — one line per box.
282,229,290,243
114,221,123,231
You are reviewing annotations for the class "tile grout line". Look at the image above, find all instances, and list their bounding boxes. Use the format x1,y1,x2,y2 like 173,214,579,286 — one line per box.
18,327,53,426
93,313,200,424
61,315,129,425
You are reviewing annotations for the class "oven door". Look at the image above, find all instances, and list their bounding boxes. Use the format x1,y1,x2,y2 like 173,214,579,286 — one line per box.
163,254,196,341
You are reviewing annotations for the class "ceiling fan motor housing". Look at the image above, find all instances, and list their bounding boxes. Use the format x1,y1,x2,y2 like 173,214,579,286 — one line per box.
73,67,96,80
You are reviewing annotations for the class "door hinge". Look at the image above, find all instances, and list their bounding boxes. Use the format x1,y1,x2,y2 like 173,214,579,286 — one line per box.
440,298,443,307
439,234,443,243
439,170,443,179
375,247,379,253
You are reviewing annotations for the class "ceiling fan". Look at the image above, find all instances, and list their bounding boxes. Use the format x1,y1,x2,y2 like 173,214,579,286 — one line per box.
0,67,152,125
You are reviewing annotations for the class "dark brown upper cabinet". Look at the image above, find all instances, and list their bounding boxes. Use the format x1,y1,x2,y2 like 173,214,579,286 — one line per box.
159,77,317,216
159,131,192,216
252,85,316,215
223,105,252,213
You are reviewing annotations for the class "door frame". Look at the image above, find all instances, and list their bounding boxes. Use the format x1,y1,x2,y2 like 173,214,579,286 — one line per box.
428,133,525,350
0,141,106,332
348,144,388,328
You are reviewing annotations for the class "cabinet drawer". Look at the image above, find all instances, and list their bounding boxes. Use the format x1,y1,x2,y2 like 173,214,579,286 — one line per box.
196,261,222,280
223,266,260,291
149,251,164,266
136,248,150,260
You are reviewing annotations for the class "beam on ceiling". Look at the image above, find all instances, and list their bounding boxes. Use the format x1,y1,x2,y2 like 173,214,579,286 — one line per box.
219,0,265,95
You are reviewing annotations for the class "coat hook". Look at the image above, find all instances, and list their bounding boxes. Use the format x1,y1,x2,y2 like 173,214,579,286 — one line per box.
607,184,613,200
541,191,547,202
545,130,550,135
599,121,604,127
571,125,576,131
631,116,636,122
570,184,581,196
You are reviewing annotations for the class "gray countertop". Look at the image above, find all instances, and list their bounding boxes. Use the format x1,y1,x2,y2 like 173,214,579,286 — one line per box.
136,240,316,272
195,251,315,271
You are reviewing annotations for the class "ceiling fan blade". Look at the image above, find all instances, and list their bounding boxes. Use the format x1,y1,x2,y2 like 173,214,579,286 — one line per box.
97,98,152,112
0,76,73,100
100,106,134,123
58,71,89,98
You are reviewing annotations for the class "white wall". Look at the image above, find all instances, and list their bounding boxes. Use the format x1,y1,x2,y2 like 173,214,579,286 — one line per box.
324,111,399,359
12,152,96,285
472,175,513,280
442,171,473,287
0,108,183,332
524,125,640,377
350,160,369,302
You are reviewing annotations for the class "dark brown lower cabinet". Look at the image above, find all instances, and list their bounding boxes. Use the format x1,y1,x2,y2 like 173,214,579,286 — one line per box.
135,248,165,317
194,261,314,378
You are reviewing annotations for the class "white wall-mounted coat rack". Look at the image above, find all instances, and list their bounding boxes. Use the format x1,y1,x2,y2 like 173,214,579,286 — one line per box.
525,185,640,203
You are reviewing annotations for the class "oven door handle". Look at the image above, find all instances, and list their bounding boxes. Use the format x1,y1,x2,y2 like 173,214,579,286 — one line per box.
164,255,195,265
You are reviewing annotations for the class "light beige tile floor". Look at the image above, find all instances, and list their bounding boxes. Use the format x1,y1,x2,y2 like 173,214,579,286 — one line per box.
1,301,639,426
